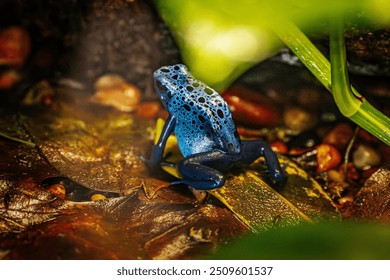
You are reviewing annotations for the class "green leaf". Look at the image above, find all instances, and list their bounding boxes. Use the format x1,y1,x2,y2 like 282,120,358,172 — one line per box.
210,222,390,259
274,18,390,145
329,16,390,145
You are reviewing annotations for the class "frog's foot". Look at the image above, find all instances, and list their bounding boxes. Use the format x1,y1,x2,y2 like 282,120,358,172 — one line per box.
263,161,288,186
241,140,286,185
174,152,226,190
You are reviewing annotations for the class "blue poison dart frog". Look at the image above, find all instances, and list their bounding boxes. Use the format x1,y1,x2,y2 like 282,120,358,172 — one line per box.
142,64,285,190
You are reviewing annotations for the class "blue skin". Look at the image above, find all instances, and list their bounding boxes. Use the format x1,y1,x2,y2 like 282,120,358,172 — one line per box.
143,64,285,190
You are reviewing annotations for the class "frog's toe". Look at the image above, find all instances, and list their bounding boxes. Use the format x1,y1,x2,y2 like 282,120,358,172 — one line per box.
177,158,226,190
266,161,286,185
171,177,225,190
271,167,286,185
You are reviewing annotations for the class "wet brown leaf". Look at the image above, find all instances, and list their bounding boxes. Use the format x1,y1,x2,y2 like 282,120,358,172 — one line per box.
210,157,341,231
0,110,64,233
0,178,67,233
20,89,154,193
350,161,390,223
1,188,247,259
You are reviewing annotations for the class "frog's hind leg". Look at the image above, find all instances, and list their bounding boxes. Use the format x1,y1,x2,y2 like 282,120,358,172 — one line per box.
240,140,286,185
173,150,229,190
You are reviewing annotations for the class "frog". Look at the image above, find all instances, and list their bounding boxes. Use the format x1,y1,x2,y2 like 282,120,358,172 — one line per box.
142,64,285,190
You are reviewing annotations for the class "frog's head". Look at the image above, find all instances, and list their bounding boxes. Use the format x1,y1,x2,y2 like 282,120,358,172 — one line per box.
153,64,189,109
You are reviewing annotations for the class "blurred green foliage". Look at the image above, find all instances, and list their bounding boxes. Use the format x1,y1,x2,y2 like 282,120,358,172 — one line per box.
210,222,390,259
155,0,390,144
155,0,390,90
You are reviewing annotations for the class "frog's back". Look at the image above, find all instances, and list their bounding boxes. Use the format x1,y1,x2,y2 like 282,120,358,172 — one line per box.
166,67,240,157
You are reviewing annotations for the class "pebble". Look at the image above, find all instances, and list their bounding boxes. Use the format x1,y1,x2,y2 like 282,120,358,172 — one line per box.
323,123,354,149
0,26,30,67
92,74,141,112
91,193,107,201
283,107,318,133
236,126,265,138
338,195,354,206
0,26,30,89
46,184,66,200
0,69,21,89
222,87,280,128
316,144,341,173
136,101,161,119
352,144,381,170
270,141,288,155
327,169,345,183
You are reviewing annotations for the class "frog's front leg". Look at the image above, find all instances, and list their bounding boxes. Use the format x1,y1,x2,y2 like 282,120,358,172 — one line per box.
141,114,177,169
240,140,286,185
174,150,237,190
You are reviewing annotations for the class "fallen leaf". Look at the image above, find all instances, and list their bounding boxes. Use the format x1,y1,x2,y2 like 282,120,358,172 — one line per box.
20,88,153,193
350,161,390,223
1,188,247,259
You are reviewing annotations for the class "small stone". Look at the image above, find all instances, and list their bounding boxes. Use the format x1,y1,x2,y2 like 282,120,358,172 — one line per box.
0,26,30,67
270,141,288,155
92,74,141,112
94,74,123,90
283,107,318,133
136,101,161,119
316,144,341,173
352,144,381,170
323,123,354,149
327,169,345,183
46,184,66,200
222,87,281,128
338,195,353,206
0,70,21,89
91,193,107,201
